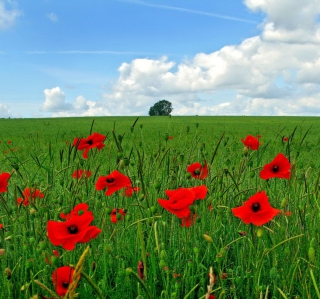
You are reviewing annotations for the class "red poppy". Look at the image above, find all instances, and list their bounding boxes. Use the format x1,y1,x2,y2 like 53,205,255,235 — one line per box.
110,208,126,223
52,266,76,296
17,188,44,206
181,213,197,227
231,191,280,226
0,172,10,193
7,140,11,144
259,153,291,180
187,161,208,180
72,170,92,179
158,185,208,218
122,186,140,197
137,261,144,280
168,136,173,140
282,137,289,142
95,170,132,196
73,132,106,159
241,135,260,150
0,224,3,229
47,203,101,250
209,295,216,299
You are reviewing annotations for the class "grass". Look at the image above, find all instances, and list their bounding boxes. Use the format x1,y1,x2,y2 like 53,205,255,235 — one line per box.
0,115,319,299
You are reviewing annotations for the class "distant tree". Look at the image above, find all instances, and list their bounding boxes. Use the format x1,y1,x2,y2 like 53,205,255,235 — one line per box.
149,100,173,116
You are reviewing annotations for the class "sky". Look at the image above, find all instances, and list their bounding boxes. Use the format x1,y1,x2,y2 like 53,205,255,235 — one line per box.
1,0,320,118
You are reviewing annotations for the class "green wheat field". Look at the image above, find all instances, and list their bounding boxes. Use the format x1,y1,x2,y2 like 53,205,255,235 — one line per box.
0,116,320,299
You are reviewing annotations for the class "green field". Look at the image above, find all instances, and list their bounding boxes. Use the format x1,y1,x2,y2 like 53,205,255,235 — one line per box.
0,116,320,299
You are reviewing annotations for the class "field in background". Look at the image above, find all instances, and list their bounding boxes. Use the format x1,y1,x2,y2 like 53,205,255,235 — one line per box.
0,116,320,299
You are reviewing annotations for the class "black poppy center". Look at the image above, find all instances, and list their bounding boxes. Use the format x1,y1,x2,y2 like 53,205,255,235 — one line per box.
272,165,279,173
251,202,261,213
106,178,115,184
86,139,93,145
62,281,70,289
67,224,79,234
194,168,201,175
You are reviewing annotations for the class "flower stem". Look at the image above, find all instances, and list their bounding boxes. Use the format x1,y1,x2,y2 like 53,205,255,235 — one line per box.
80,271,104,299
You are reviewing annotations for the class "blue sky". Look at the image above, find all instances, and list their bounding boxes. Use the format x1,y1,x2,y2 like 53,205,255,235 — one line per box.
1,0,320,117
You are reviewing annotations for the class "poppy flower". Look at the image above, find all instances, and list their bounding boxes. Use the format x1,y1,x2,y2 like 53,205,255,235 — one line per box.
0,172,10,193
72,170,92,179
168,136,173,140
110,208,126,223
187,161,208,180
47,203,101,250
122,186,140,197
137,261,144,280
158,185,208,219
231,191,280,226
282,137,289,142
73,132,106,159
7,140,12,144
17,188,44,206
260,153,291,180
0,224,3,229
95,170,132,196
52,266,76,296
241,135,260,150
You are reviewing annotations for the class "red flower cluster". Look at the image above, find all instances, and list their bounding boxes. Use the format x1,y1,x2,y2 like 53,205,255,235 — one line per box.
95,170,132,196
241,135,260,150
158,185,208,220
232,191,280,226
73,132,106,159
72,170,92,179
0,172,10,193
17,188,44,206
260,153,291,180
187,161,208,180
47,203,101,250
52,266,76,296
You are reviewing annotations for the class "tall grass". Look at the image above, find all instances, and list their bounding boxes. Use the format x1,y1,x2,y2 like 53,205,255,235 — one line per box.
0,116,319,298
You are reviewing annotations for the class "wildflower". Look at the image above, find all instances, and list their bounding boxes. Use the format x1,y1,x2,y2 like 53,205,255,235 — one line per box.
260,153,291,180
17,188,44,206
0,224,3,229
231,191,280,226
187,161,208,180
52,266,77,296
158,185,208,219
73,132,106,159
72,170,92,179
168,136,173,140
137,261,144,280
95,170,131,196
241,135,260,150
7,140,11,144
0,172,10,193
122,186,140,197
282,137,289,142
110,208,126,223
47,203,101,250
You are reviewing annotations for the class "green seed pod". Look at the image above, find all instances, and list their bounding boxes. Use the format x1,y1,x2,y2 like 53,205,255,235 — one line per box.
256,228,263,238
25,259,34,270
159,259,167,269
160,250,167,260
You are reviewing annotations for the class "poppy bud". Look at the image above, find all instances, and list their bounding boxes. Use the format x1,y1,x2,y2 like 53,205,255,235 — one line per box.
4,267,11,280
281,198,287,208
154,182,161,189
308,238,316,263
25,259,34,270
185,172,191,179
160,250,167,260
164,133,169,141
159,259,167,269
243,147,249,156
0,249,5,256
256,228,263,238
92,261,96,272
203,234,213,243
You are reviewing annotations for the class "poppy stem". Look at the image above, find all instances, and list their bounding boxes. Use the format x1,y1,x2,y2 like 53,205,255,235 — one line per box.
125,268,152,299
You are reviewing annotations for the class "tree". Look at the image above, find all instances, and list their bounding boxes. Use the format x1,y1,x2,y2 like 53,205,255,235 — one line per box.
149,100,173,116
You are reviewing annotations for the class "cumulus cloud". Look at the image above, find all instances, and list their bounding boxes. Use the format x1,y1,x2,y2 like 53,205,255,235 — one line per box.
0,0,21,30
45,0,320,117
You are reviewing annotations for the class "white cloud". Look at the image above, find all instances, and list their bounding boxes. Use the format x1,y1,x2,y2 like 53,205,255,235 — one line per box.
42,87,72,112
44,0,320,117
0,0,21,30
0,103,11,117
47,12,58,22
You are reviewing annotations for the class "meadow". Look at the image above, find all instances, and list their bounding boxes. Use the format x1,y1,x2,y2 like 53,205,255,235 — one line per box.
0,115,320,299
